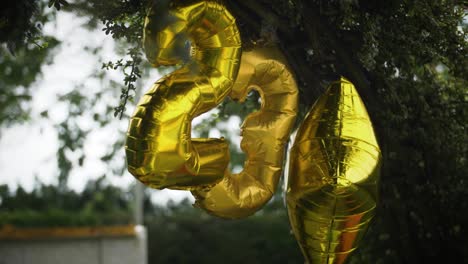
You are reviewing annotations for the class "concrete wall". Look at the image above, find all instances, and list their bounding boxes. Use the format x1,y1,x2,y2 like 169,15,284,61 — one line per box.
0,225,147,264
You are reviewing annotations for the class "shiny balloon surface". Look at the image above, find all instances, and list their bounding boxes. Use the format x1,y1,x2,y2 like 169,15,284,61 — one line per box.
125,0,381,261
126,1,298,219
126,1,241,190
192,47,298,218
286,78,381,264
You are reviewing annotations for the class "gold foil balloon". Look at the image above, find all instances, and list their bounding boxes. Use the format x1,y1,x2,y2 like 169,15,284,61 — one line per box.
126,1,242,189
125,0,381,260
126,0,298,219
192,47,298,218
286,78,381,264
126,1,381,261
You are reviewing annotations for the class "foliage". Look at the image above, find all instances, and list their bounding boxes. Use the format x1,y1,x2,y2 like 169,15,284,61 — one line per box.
145,198,303,264
101,47,143,119
48,0,69,11
68,0,147,118
0,1,59,127
0,0,41,52
0,178,132,227
0,38,59,126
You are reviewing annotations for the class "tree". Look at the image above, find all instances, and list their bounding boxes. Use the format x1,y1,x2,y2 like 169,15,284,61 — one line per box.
1,0,467,263
0,1,59,125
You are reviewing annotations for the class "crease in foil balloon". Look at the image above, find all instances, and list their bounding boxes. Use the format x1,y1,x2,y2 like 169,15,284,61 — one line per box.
125,1,241,190
286,77,381,264
192,47,298,219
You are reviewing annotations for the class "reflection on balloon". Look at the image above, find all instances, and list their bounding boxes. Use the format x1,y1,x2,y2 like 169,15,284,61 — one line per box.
286,78,381,264
125,1,242,190
192,47,298,219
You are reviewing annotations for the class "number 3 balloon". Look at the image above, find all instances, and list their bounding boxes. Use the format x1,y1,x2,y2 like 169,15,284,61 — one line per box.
192,47,299,218
124,1,381,263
